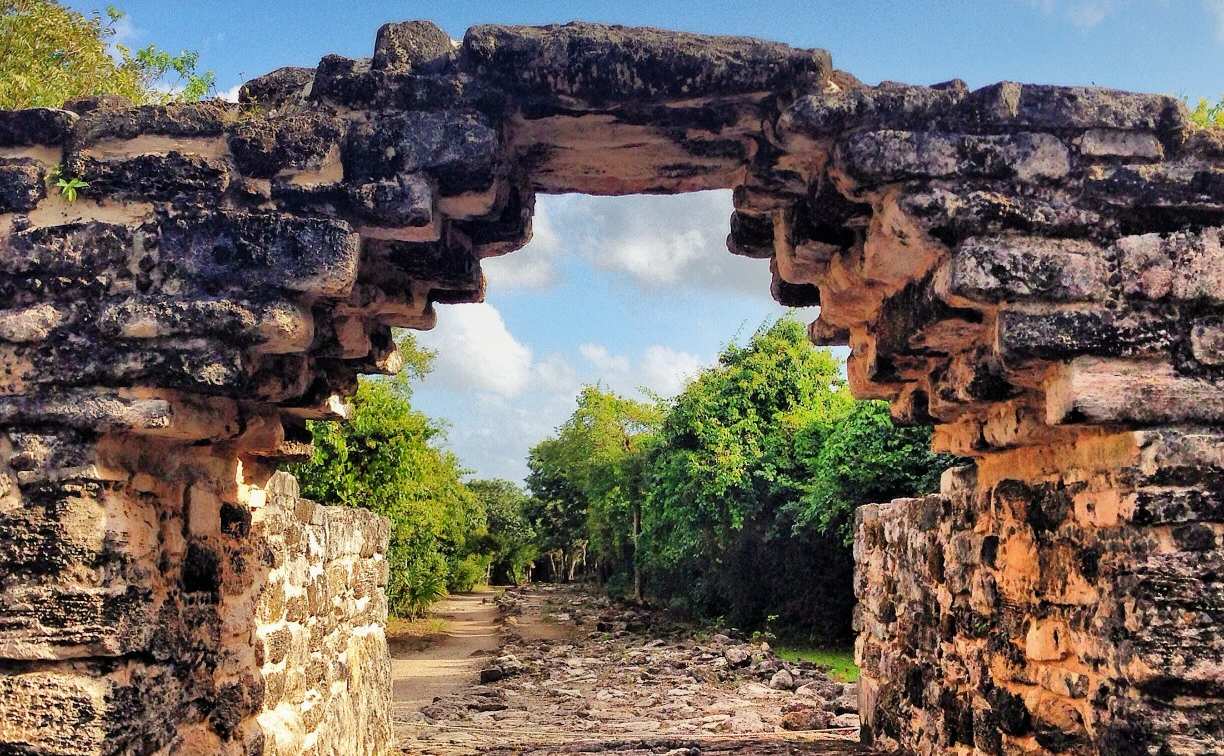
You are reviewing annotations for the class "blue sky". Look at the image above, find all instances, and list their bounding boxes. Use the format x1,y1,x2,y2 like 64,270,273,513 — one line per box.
75,0,1224,481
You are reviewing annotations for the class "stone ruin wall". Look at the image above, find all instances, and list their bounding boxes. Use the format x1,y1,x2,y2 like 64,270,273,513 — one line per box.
0,17,1222,755
0,433,390,755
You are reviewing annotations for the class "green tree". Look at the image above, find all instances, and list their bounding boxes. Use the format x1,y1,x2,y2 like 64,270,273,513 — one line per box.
524,317,958,642
533,386,662,599
524,438,590,582
291,333,488,617
468,479,537,585
0,1,214,110
636,315,847,584
789,399,951,544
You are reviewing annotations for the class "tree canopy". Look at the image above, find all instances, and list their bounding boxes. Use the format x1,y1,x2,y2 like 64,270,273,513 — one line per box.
0,1,214,109
292,334,494,617
526,318,955,642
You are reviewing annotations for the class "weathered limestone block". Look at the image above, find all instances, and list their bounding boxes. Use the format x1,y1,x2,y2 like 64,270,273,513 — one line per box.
227,111,345,178
238,67,315,112
372,20,455,72
945,236,1108,304
0,158,46,212
461,22,830,103
1118,227,1224,302
838,130,1072,185
67,152,230,201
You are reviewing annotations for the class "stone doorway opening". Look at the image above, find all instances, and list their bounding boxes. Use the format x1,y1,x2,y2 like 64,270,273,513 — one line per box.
1,16,1220,756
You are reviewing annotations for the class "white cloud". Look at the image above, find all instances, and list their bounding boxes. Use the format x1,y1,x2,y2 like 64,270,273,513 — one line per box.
483,191,774,301
639,345,704,397
1207,0,1224,40
412,300,714,480
1067,0,1115,27
565,191,764,294
1025,0,1118,27
579,343,631,374
219,84,242,103
533,353,581,395
415,303,532,397
576,342,706,399
482,198,563,290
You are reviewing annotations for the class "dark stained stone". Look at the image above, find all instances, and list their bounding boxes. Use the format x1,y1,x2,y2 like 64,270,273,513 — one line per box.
998,307,1178,361
461,22,830,105
70,152,230,201
0,158,46,212
0,108,77,147
155,210,360,297
227,112,346,178
343,110,499,194
372,20,454,72
238,66,316,110
182,542,221,595
71,101,233,144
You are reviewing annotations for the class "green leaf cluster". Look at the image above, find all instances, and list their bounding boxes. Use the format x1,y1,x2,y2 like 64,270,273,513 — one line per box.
1189,96,1224,129
290,334,500,617
467,479,538,585
526,318,955,642
0,1,215,110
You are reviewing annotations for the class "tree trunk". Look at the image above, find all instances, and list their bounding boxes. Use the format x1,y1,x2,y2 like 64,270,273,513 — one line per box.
632,502,642,603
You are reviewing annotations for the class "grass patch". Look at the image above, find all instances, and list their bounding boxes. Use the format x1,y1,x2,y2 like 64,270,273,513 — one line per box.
386,616,449,652
774,646,859,683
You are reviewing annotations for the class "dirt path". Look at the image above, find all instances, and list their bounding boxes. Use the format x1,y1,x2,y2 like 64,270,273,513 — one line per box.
391,590,503,735
395,585,870,754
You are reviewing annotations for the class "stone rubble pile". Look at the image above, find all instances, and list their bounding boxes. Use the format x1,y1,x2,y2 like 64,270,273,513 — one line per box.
400,585,860,755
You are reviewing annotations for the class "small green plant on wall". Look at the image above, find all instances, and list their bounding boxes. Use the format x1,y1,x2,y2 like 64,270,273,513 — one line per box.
1189,96,1224,129
48,166,88,202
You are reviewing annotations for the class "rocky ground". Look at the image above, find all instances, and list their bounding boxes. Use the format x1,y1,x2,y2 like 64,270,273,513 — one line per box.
397,585,866,755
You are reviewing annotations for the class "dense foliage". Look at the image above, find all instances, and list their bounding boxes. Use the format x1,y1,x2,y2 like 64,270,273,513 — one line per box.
468,479,538,585
527,319,955,642
0,1,214,110
292,335,525,617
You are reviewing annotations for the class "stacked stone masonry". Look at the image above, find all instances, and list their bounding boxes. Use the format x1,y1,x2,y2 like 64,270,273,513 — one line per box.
0,17,1221,755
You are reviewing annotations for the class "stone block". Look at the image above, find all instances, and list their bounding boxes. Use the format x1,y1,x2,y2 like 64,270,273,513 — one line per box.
1118,228,1224,302
372,20,454,71
0,157,46,212
838,130,1070,185
462,22,830,104
156,211,361,298
1078,128,1163,159
70,152,229,200
343,110,499,196
999,307,1176,361
238,67,315,111
1191,318,1224,366
954,82,1184,132
947,236,1108,303
71,101,231,144
0,107,77,147
227,112,346,178
1046,358,1224,425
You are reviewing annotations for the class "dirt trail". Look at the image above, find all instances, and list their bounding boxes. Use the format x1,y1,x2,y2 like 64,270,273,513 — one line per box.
391,590,503,732
394,585,869,754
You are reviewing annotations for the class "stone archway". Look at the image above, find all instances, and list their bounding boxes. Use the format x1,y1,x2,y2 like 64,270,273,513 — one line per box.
0,18,1221,755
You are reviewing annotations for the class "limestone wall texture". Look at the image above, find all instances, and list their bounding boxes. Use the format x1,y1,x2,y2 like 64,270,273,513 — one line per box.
0,432,389,755
0,16,1221,755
